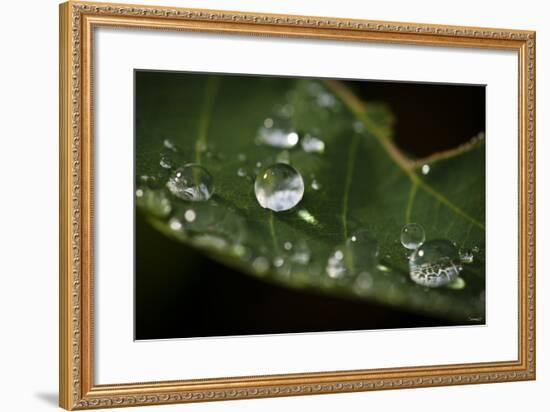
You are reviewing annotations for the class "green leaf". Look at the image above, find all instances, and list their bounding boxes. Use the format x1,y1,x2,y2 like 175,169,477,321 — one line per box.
135,71,485,323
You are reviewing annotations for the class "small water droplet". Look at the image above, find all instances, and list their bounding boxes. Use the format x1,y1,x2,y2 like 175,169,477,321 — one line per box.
421,164,430,175
311,179,321,191
354,271,374,294
376,264,390,272
168,217,183,232
160,153,173,169
409,239,461,287
257,115,299,149
301,134,325,154
290,241,311,265
326,248,347,279
446,277,466,290
163,138,177,152
459,248,474,264
400,223,426,250
352,121,365,133
166,164,214,202
237,167,248,178
195,141,208,153
252,256,270,274
184,209,196,223
297,209,318,225
254,163,304,212
273,256,285,268
283,241,293,251
135,187,172,218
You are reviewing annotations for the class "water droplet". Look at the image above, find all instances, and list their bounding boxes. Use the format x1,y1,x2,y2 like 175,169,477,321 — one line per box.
283,241,293,251
163,138,177,152
354,271,374,295
166,164,214,202
276,150,291,164
252,256,270,275
297,209,318,225
376,264,391,272
409,239,461,287
237,167,248,178
400,223,426,250
159,153,173,169
257,115,299,149
311,179,321,191
139,174,162,189
291,241,311,265
135,187,172,218
446,277,466,290
195,140,208,153
317,92,336,108
353,121,365,133
459,248,474,264
326,248,347,279
273,256,285,268
184,209,196,223
254,163,304,212
421,164,430,175
168,217,183,232
301,134,325,154
192,234,228,251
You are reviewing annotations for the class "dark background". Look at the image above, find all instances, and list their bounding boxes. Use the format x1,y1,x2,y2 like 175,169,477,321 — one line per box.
135,77,485,340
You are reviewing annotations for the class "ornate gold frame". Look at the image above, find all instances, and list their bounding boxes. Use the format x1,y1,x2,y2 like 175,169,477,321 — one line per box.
59,1,536,409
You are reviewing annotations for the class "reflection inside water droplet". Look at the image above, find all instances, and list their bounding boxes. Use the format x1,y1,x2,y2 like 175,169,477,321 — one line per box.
409,239,461,287
254,163,304,212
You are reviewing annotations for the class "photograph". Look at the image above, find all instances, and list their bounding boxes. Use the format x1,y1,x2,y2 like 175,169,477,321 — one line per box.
134,70,486,340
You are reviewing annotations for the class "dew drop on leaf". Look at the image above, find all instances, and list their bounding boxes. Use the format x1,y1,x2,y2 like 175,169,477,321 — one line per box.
409,239,461,287
254,163,304,212
166,164,214,202
400,223,426,250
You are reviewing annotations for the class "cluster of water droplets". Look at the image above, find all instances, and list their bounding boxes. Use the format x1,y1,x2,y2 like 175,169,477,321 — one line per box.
398,222,479,288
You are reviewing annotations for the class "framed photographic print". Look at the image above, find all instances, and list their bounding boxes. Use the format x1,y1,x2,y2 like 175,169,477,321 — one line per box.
59,1,536,409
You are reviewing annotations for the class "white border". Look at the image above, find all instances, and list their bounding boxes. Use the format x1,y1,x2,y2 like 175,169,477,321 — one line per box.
94,27,518,384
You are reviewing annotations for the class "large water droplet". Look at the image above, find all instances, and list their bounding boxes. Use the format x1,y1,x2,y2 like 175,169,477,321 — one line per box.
257,115,299,149
409,239,461,287
301,134,325,154
400,223,426,250
166,164,214,201
254,163,304,212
